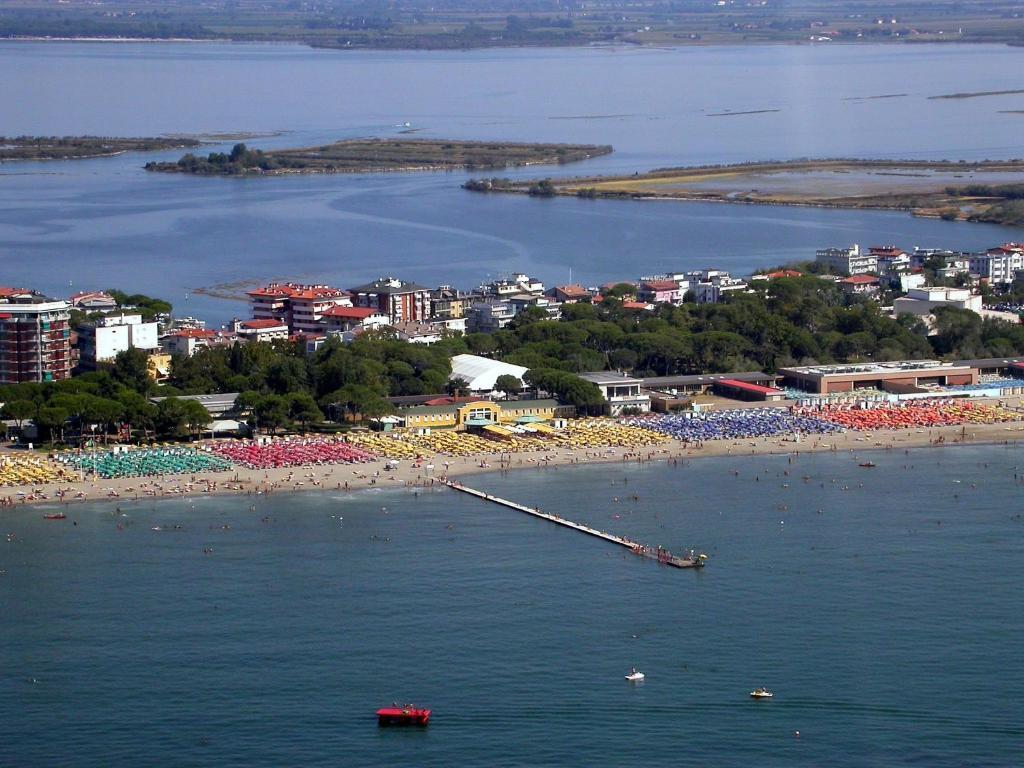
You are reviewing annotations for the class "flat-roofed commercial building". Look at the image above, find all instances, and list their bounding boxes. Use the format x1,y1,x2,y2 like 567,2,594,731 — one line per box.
779,360,977,395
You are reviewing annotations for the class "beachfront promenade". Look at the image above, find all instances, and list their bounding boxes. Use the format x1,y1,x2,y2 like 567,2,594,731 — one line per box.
444,479,706,569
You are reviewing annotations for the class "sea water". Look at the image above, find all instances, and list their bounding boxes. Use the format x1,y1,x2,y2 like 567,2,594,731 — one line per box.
3,445,1022,766
2,42,1024,320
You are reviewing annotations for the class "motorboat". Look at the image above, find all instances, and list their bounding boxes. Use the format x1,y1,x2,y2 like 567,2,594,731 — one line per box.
750,688,773,699
858,461,876,468
625,668,645,682
377,705,430,726
42,512,66,520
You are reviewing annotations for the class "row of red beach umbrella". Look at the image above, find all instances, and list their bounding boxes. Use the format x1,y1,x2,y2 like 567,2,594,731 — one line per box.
208,438,377,469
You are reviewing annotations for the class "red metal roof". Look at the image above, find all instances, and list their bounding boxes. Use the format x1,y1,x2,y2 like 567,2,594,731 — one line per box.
840,275,880,284
716,378,784,396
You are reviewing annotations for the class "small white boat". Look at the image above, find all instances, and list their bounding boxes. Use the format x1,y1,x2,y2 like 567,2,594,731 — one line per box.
625,668,645,682
750,688,773,699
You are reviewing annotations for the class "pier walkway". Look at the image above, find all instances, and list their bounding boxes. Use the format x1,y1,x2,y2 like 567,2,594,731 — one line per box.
443,479,706,569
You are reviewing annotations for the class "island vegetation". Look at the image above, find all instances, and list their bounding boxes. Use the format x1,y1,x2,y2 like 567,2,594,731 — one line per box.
145,140,613,176
0,136,200,162
465,158,1024,227
5,0,1024,50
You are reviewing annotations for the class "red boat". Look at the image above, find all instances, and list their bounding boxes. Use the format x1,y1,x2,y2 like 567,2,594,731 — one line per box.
376,706,431,727
43,513,67,520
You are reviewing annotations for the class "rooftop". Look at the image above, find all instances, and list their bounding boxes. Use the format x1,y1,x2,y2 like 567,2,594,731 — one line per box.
240,319,288,330
393,321,440,337
642,372,774,388
247,283,348,301
350,277,429,294
640,279,680,291
579,371,644,385
716,378,785,396
450,354,529,391
840,275,880,284
402,398,560,416
553,284,592,298
166,328,218,339
321,306,383,320
953,357,1024,369
780,360,967,376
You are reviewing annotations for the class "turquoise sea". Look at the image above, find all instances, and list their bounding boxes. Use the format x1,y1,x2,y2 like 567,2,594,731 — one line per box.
4,445,1023,766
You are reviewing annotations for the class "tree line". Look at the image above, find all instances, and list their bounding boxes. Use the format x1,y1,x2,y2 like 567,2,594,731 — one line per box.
7,273,1024,445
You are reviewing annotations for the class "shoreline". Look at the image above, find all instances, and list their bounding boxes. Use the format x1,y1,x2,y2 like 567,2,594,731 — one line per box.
1,37,1014,52
6,420,1023,513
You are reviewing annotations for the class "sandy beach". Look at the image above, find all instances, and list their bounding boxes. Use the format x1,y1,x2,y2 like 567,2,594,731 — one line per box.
4,417,1024,512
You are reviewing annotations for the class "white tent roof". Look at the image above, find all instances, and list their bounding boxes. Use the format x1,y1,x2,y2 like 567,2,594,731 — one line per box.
450,354,529,392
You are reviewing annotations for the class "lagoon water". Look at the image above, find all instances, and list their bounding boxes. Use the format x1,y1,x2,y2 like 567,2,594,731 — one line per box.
4,447,1024,766
2,42,1024,321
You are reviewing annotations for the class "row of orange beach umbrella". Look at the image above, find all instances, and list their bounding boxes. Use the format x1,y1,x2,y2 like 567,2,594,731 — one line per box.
802,401,1021,431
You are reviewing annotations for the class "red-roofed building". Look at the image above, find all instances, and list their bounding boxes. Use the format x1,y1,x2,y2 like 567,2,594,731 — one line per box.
422,395,478,407
987,243,1024,256
971,243,1024,285
620,300,655,311
637,279,682,305
763,269,803,279
235,318,290,343
549,284,593,303
247,282,352,334
161,328,232,357
320,305,390,333
713,378,787,402
839,274,880,296
69,290,118,311
0,286,32,300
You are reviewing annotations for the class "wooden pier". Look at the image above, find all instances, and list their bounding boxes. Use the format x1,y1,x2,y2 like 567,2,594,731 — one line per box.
443,479,706,569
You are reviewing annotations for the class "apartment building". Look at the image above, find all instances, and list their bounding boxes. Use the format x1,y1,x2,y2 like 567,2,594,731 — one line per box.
77,313,160,370
815,244,878,276
0,287,72,384
349,277,431,324
247,283,352,333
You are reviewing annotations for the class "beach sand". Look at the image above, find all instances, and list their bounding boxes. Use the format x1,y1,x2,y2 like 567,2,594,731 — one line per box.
4,417,1024,511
